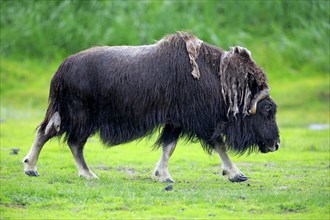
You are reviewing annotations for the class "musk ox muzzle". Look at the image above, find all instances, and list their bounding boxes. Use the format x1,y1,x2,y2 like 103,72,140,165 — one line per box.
259,139,280,153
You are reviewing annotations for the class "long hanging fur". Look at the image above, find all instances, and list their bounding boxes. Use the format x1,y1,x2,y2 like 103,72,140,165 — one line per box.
39,32,275,154
219,46,268,117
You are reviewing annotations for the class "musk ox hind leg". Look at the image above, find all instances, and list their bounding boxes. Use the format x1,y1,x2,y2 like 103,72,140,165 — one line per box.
68,140,98,179
23,127,50,176
153,125,182,183
214,144,248,182
23,112,61,176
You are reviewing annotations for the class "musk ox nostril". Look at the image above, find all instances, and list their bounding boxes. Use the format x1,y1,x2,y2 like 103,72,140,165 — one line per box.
275,142,280,151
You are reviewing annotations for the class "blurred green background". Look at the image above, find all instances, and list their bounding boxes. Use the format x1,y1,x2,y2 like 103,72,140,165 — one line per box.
1,0,329,70
1,0,329,128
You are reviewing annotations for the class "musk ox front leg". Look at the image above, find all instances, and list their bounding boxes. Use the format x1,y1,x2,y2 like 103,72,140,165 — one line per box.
153,141,177,183
214,144,248,182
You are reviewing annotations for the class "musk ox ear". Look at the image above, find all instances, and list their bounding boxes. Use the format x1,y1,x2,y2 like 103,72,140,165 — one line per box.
179,32,203,80
248,73,258,93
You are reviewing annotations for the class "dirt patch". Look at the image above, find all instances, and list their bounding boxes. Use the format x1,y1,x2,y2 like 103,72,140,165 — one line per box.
95,165,138,175
2,203,26,209
116,167,138,175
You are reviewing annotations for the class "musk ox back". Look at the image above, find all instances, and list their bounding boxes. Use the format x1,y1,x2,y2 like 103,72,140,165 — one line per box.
23,32,280,182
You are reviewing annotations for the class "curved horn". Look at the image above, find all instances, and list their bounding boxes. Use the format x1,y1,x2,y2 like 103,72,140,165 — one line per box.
249,89,270,114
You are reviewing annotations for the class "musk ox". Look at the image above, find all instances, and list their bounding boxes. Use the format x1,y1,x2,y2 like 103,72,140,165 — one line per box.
23,32,280,182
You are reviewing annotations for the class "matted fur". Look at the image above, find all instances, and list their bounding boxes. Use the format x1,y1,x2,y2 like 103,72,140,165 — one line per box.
159,32,203,79
220,46,268,117
39,32,279,154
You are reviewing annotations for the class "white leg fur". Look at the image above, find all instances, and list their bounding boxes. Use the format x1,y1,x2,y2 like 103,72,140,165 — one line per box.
69,145,98,179
153,141,177,182
214,144,248,182
23,128,48,176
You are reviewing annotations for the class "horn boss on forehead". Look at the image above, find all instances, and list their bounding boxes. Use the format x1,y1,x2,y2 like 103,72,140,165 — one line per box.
249,88,270,114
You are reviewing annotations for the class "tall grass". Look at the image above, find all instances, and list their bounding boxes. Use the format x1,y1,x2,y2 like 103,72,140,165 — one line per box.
1,0,329,73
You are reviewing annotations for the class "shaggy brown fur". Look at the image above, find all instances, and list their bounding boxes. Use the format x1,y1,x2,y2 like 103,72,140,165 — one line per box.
160,32,203,79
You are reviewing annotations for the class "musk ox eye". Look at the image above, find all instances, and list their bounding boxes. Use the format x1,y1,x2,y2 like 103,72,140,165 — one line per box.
264,105,271,112
265,105,274,114
263,105,276,119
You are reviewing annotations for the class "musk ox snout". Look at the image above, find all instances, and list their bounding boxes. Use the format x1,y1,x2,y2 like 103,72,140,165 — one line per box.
260,139,280,153
268,140,280,152
275,140,280,150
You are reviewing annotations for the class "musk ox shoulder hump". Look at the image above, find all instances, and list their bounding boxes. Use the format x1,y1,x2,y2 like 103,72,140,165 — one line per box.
159,32,203,79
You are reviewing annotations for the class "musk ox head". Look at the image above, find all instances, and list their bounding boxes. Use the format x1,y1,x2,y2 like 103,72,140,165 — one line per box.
225,101,280,154
220,46,280,154
250,97,280,153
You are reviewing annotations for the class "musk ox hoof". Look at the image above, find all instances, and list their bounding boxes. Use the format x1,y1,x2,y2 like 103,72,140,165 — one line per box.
229,174,248,182
25,170,40,177
79,171,99,179
153,170,175,183
164,178,175,183
223,168,248,182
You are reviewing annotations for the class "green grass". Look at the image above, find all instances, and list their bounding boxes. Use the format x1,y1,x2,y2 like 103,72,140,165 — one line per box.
0,112,329,219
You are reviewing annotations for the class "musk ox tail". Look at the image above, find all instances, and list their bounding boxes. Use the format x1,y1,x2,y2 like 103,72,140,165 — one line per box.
38,65,65,138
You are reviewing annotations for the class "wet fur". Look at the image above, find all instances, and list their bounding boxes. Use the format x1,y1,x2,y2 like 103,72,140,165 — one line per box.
39,32,276,154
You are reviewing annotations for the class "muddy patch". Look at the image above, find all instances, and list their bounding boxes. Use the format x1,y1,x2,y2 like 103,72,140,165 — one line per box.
95,165,138,175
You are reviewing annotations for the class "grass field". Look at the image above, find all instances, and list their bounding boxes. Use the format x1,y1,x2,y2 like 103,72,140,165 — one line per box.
1,0,329,219
0,112,329,219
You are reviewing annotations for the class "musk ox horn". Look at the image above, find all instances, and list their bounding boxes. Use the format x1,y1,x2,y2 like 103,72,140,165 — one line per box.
249,89,270,114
